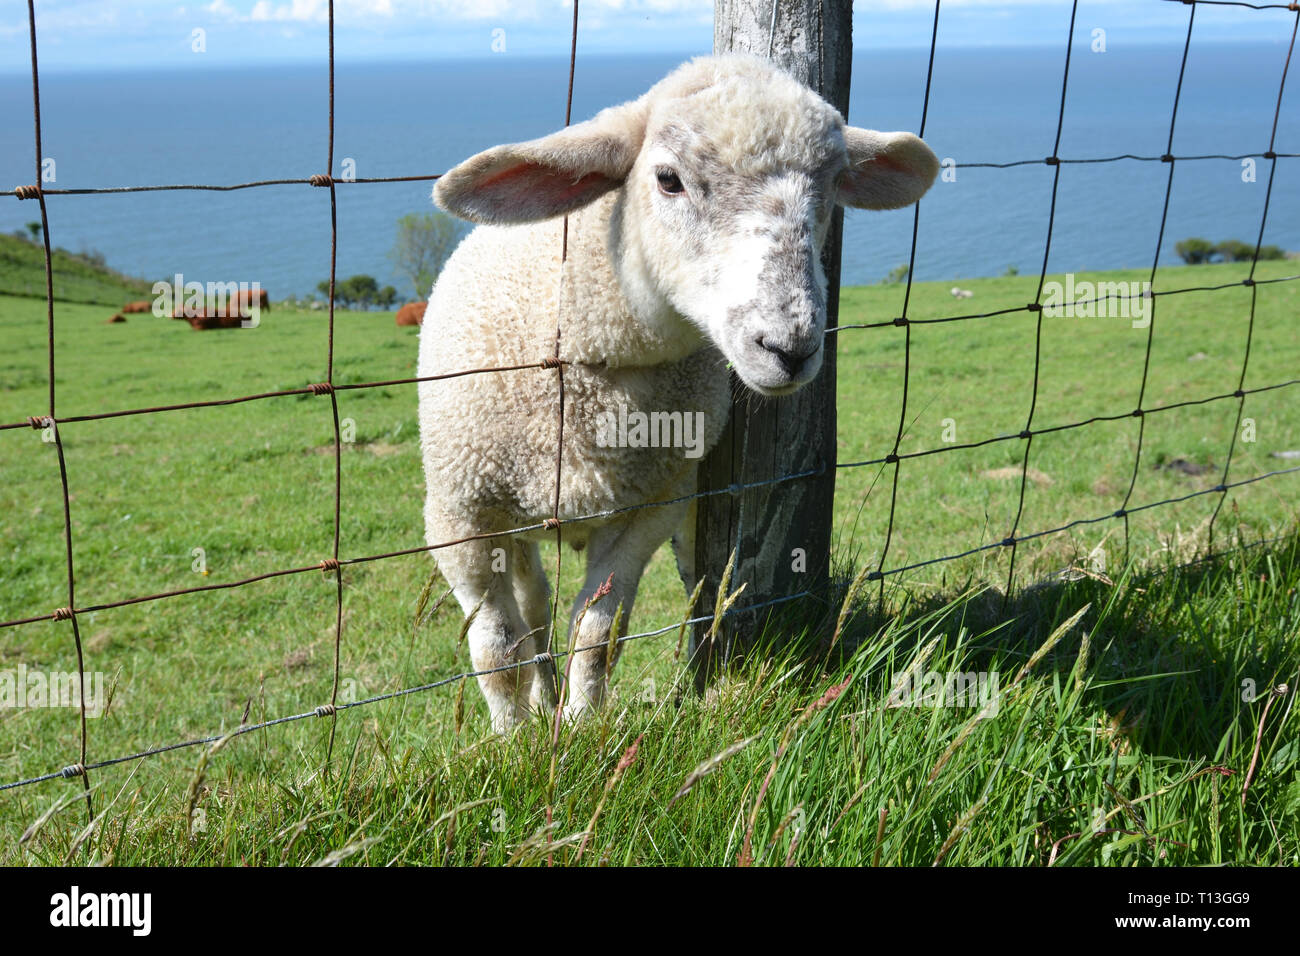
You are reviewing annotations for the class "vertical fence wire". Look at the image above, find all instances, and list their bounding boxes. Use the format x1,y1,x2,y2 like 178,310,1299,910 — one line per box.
544,0,581,702
1002,0,1080,598
24,0,94,821
1208,8,1299,544
1118,4,1197,566
874,0,941,601
320,0,348,765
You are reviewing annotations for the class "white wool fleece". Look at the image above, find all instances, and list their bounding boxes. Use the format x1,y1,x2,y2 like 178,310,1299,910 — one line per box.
417,55,939,733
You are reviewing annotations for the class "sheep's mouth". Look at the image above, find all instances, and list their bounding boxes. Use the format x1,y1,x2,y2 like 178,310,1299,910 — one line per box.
748,380,804,398
730,346,824,397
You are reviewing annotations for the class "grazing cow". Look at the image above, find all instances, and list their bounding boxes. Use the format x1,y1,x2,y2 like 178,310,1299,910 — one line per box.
106,313,126,323
395,301,426,327
121,301,151,314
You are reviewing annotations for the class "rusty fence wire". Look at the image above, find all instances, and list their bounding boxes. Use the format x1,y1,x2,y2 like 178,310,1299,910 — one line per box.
1,0,1298,813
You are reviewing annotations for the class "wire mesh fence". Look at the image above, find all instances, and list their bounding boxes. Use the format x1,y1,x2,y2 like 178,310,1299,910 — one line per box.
2,0,1297,817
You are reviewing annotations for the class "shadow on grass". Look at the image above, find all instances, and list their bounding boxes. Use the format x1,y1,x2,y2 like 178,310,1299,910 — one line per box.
722,528,1300,761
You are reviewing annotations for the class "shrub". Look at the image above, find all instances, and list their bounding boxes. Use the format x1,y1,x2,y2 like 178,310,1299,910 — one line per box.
1175,237,1215,265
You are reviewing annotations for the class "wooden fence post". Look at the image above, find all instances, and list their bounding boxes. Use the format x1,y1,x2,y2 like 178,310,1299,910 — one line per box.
691,0,853,688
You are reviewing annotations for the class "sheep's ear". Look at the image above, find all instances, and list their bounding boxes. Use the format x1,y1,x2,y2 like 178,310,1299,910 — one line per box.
837,128,939,211
434,100,648,224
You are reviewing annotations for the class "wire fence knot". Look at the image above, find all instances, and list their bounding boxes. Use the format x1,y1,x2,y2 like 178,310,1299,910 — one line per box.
314,703,337,717
309,174,334,187
307,382,334,395
27,415,50,430
532,651,553,667
319,558,341,574
60,763,86,779
543,517,562,531
14,184,40,200
51,606,74,622
539,356,563,369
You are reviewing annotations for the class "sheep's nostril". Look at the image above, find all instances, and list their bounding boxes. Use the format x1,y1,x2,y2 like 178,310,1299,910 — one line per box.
758,337,817,377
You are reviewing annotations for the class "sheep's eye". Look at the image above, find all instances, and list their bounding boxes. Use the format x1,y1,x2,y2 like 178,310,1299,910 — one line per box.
656,168,685,196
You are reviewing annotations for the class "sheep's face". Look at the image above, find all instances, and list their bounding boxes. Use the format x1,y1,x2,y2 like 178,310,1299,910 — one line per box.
434,55,940,397
628,103,848,396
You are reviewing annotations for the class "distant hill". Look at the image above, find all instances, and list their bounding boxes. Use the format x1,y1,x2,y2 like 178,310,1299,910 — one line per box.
0,233,154,308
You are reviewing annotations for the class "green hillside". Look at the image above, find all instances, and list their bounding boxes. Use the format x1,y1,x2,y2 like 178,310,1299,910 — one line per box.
0,232,153,307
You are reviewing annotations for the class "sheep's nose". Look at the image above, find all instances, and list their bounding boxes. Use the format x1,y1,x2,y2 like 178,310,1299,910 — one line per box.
758,337,818,377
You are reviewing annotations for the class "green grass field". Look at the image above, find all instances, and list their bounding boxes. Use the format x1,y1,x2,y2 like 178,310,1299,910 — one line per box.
0,259,1297,865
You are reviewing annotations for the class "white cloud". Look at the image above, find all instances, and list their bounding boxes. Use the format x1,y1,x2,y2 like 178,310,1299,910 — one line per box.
249,0,328,22
205,0,238,17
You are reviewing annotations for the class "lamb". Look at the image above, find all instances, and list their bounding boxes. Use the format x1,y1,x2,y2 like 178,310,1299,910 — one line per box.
418,54,939,733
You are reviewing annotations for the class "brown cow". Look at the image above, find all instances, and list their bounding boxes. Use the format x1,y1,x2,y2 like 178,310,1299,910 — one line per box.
106,313,126,323
186,312,246,330
224,288,270,317
395,301,426,327
121,300,151,314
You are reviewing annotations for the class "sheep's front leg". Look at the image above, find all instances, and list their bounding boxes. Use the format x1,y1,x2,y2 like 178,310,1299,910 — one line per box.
563,502,688,719
511,539,558,712
428,513,535,734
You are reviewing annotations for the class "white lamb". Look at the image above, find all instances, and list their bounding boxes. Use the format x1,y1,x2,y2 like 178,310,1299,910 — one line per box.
419,54,938,733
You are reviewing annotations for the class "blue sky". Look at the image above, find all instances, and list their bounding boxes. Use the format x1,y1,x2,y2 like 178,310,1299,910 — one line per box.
2,1,1294,72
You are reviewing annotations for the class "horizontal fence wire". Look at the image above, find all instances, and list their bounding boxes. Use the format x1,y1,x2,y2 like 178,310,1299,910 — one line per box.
2,0,1298,803
8,155,1299,200
0,589,810,794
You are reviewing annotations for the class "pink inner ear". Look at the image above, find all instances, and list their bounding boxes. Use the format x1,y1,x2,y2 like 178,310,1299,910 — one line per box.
479,162,612,203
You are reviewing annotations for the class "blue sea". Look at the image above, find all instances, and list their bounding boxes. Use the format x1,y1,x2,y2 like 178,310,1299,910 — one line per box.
1,42,1296,299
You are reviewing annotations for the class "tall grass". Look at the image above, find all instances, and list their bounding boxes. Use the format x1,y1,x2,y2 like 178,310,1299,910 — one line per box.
9,532,1297,866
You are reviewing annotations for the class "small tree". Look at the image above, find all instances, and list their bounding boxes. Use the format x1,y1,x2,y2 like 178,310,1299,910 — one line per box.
343,274,379,308
389,212,466,299
1211,239,1286,263
318,274,381,309
1175,237,1215,265
25,222,41,243
1215,239,1255,262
